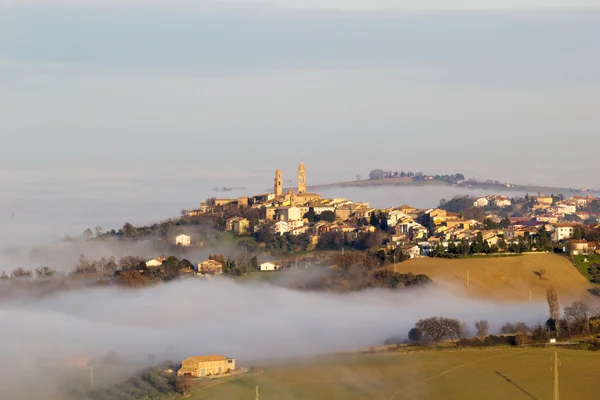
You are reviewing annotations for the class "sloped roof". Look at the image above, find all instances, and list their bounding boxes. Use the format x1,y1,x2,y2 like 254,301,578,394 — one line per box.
184,355,228,362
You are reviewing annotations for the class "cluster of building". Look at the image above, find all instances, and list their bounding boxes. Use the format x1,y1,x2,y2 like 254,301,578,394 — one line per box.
144,256,281,276
473,193,596,223
181,163,600,259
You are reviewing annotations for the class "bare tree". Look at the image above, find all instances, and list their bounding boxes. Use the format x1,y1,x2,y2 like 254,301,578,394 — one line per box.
564,300,593,335
94,226,103,237
546,286,560,332
415,317,462,343
11,267,32,278
534,269,547,280
475,320,489,337
82,229,94,240
175,375,192,395
0,271,9,280
35,266,56,278
501,322,530,334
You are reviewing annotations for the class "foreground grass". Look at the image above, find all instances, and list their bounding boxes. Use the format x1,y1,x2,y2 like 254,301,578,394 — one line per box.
188,348,600,400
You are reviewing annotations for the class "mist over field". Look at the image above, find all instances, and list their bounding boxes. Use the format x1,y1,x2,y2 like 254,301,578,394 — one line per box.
0,273,549,397
2,1,600,397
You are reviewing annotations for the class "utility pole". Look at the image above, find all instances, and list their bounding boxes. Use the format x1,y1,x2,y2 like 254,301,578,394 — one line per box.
254,385,260,400
86,364,94,390
529,289,532,304
393,253,396,273
553,351,560,400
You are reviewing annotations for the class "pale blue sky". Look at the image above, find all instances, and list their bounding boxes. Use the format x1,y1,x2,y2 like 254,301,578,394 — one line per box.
1,1,599,187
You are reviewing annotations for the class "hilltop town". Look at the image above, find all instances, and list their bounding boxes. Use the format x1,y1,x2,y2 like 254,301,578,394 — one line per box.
181,162,600,262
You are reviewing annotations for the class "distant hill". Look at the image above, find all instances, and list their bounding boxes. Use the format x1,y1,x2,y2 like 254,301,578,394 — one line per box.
391,254,592,302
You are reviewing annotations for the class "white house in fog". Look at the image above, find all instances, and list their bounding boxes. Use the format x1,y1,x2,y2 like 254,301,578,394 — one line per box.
260,262,281,271
473,197,489,208
175,234,191,247
146,258,166,267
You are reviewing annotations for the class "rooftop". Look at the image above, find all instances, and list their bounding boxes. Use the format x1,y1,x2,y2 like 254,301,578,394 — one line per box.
184,355,229,362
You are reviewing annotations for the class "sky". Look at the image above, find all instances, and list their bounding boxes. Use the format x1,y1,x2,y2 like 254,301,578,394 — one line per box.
1,0,599,188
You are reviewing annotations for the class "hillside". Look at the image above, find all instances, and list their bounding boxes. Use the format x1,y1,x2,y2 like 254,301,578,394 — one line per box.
188,348,600,400
390,254,592,302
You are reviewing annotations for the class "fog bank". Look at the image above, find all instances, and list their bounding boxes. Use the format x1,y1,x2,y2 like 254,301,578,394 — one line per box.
0,275,550,396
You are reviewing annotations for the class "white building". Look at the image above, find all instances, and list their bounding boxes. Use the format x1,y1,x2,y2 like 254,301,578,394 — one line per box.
260,262,281,271
175,234,191,247
557,204,576,215
404,245,421,259
312,205,336,215
491,196,511,208
553,224,575,242
274,220,304,235
146,258,165,267
473,197,489,208
386,210,408,227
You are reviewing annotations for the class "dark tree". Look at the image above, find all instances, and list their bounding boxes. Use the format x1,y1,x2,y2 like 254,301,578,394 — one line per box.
415,317,462,343
316,210,336,223
408,327,423,342
35,266,56,278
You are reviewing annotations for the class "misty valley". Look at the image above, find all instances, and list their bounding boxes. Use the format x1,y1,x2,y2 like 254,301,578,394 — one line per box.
3,1,600,398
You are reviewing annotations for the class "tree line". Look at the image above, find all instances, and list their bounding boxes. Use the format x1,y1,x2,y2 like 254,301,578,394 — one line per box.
387,287,600,348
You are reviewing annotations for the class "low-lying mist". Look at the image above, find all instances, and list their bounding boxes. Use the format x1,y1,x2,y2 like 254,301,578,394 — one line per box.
0,272,550,398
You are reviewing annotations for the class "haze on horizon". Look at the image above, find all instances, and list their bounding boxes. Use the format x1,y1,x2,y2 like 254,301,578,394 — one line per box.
1,0,599,188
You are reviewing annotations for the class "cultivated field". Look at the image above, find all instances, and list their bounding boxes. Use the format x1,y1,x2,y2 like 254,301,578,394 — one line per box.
188,347,600,400
390,253,592,302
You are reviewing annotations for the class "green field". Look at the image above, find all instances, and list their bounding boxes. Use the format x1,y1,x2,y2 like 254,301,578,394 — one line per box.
572,254,600,282
188,348,600,400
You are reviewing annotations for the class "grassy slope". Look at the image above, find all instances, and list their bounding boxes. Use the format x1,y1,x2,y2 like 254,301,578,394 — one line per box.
390,253,592,302
572,254,600,282
189,348,600,400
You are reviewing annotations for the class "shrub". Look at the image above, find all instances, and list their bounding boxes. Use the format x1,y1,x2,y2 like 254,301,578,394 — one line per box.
512,333,530,346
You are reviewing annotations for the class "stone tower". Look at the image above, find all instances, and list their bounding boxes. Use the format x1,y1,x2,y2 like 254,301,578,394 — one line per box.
274,169,283,197
297,161,306,194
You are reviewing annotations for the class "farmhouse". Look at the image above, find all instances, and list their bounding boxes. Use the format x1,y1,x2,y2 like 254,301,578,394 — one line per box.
177,355,235,377
260,261,281,271
568,240,592,256
198,260,224,275
175,234,191,247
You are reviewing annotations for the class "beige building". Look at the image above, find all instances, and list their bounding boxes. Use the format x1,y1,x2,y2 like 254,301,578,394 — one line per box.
297,161,306,194
276,206,303,221
198,260,224,275
232,218,250,234
537,195,554,206
178,355,235,377
274,169,283,197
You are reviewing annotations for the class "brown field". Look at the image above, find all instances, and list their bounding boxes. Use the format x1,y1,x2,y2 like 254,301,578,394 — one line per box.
390,253,593,302
188,347,600,400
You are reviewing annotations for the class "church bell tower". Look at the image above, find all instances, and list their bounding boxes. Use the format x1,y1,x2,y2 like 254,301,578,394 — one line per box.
297,162,306,194
274,169,283,197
